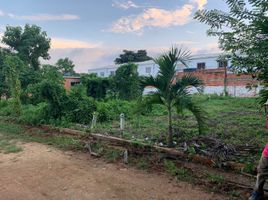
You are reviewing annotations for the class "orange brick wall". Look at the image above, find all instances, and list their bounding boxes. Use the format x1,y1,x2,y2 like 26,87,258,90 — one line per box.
64,77,81,90
176,68,258,87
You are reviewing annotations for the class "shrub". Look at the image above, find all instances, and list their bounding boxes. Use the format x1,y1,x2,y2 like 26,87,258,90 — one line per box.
0,99,16,116
65,85,97,124
19,102,48,125
96,99,136,122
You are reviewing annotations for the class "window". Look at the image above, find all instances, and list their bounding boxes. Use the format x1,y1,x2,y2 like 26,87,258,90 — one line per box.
71,81,80,87
218,60,228,68
100,72,105,77
110,71,115,76
145,67,151,74
197,62,206,70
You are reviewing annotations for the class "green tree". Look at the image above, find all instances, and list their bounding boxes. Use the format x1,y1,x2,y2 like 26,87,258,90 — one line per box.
3,55,25,115
142,47,205,147
66,85,97,124
26,64,65,116
114,50,152,64
81,74,111,99
0,48,11,98
114,63,141,100
194,0,268,102
2,24,51,70
56,57,76,75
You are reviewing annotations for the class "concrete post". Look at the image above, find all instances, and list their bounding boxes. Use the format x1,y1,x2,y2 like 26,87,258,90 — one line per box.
91,112,97,129
120,113,125,131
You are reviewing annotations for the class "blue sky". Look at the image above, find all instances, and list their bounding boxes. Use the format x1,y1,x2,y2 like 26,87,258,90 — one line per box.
0,0,228,72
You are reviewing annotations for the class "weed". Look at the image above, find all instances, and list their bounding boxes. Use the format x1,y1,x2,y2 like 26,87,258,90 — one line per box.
136,159,149,170
163,160,190,181
104,148,122,163
0,138,22,154
206,172,225,184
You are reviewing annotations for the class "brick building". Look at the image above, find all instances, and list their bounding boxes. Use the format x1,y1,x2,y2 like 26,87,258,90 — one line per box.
176,68,260,97
88,53,260,97
64,76,81,90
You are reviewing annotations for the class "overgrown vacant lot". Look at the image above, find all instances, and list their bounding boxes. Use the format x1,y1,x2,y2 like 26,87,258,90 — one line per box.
94,96,266,147
0,124,226,200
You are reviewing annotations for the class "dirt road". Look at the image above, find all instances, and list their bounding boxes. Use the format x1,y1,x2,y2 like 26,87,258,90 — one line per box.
0,142,227,200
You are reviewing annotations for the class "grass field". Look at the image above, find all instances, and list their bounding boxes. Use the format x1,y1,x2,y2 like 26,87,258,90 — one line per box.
0,95,267,165
92,95,267,147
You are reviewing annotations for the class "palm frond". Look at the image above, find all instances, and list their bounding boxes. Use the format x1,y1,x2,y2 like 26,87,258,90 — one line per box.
154,47,191,92
174,96,207,134
172,75,204,96
140,75,158,89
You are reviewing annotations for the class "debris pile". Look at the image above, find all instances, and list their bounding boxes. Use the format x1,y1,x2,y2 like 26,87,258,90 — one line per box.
179,136,236,163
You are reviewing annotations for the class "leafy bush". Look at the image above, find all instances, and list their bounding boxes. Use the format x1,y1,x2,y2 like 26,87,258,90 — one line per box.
96,99,136,122
65,85,97,124
19,102,48,125
0,99,14,116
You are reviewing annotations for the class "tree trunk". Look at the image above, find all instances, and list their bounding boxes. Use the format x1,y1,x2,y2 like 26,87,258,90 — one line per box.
167,106,173,147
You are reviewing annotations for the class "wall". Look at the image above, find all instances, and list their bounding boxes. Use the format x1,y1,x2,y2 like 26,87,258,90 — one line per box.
176,69,259,97
64,77,81,90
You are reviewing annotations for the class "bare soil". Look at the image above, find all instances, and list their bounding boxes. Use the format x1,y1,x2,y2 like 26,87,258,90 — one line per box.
0,142,228,200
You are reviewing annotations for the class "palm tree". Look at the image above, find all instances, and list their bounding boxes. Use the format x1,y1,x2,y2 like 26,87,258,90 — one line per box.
142,47,205,147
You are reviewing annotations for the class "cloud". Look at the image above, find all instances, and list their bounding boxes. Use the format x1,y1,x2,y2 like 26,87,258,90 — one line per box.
176,40,199,45
51,38,102,49
0,10,4,16
109,4,194,33
190,0,207,10
109,0,208,34
45,43,222,73
186,30,195,34
8,13,79,21
191,42,221,54
112,0,138,9
46,47,120,72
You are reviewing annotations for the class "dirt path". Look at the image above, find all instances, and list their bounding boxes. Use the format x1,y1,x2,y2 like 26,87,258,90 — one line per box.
0,143,227,200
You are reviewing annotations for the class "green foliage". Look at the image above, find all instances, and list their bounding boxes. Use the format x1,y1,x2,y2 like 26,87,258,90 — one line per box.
163,160,190,180
0,121,83,150
19,103,48,125
32,79,67,119
2,24,51,70
114,63,142,100
0,48,11,97
0,99,15,116
81,74,111,99
114,49,152,64
141,47,205,147
103,148,122,163
65,85,97,124
56,57,76,75
96,99,136,122
206,172,224,184
194,0,268,104
3,55,25,116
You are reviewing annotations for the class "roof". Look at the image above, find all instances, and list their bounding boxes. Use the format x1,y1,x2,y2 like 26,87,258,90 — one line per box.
87,53,225,72
63,76,81,79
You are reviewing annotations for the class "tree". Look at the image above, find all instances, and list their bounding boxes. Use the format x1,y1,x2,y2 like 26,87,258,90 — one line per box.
142,47,205,147
194,0,268,102
81,74,111,99
2,24,51,70
0,48,11,98
3,55,25,115
114,63,142,100
114,50,152,64
56,58,76,75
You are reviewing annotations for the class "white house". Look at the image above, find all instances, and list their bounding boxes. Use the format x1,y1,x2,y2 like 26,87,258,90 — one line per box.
87,53,231,77
87,53,259,97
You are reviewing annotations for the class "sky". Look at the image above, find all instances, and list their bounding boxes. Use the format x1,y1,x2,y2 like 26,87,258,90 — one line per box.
0,0,229,72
